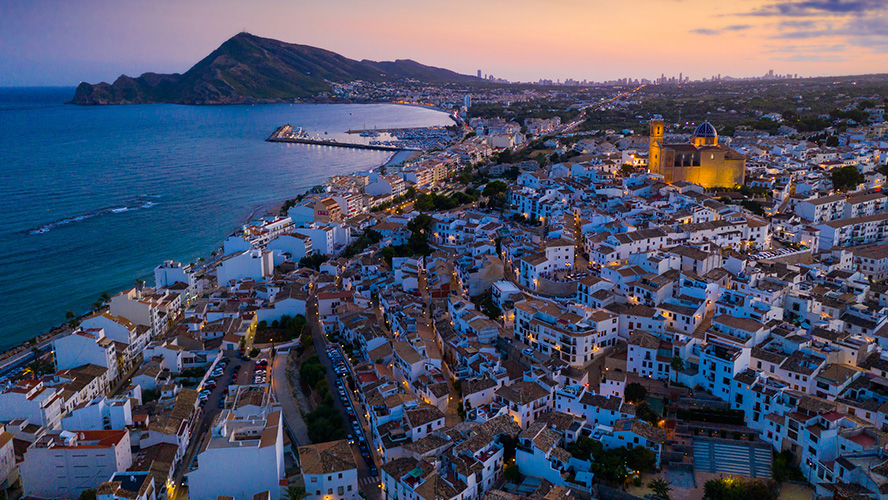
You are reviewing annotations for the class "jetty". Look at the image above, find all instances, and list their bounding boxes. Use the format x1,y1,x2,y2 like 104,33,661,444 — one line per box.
266,125,418,151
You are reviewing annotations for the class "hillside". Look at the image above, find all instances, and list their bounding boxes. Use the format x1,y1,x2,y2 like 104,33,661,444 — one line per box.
71,32,478,105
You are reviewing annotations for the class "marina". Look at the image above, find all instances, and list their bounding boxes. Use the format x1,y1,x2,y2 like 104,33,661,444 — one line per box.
267,125,421,151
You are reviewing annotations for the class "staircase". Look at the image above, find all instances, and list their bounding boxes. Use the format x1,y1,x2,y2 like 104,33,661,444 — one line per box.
693,438,772,478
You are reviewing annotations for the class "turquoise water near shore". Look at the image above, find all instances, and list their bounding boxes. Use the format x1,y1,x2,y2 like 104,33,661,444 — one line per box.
0,88,451,351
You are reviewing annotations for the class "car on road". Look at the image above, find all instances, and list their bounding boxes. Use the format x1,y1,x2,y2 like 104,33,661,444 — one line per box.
347,434,355,444
368,465,378,476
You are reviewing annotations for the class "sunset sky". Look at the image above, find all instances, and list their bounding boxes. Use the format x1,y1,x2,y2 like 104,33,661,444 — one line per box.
1,0,886,86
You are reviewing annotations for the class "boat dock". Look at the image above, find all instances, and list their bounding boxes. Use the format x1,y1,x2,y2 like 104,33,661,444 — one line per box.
266,125,418,151
345,127,431,134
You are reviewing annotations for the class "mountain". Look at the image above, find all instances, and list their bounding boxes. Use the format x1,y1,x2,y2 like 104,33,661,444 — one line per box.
71,33,479,105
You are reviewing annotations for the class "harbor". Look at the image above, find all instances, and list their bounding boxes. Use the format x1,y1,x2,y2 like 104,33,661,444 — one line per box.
266,125,421,151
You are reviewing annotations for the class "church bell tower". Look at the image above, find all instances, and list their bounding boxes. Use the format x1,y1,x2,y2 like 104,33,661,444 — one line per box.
649,118,664,175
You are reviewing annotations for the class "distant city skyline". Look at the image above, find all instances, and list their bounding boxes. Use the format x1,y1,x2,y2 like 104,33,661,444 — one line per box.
1,0,886,86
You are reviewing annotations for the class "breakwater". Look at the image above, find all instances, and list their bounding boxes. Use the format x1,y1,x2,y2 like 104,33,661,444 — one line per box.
267,126,418,151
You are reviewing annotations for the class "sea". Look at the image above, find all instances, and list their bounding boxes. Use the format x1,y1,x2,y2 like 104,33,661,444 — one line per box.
0,87,453,352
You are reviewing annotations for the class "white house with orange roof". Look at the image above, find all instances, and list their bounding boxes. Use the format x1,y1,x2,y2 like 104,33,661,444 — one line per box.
0,379,63,429
20,429,132,499
54,329,119,381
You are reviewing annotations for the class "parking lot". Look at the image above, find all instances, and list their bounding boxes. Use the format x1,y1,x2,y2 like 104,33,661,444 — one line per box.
751,246,808,260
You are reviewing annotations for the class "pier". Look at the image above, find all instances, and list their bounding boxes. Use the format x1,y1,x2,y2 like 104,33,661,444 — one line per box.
266,125,418,151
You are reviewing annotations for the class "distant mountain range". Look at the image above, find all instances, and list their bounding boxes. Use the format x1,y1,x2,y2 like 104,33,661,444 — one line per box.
71,32,479,105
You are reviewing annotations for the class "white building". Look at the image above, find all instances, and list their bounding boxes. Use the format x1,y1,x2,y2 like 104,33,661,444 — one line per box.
514,300,618,367
185,406,284,500
60,397,133,431
217,249,274,286
298,440,359,500
0,428,18,493
97,471,155,500
267,233,313,262
0,379,63,430
20,429,132,500
154,260,197,304
54,330,119,382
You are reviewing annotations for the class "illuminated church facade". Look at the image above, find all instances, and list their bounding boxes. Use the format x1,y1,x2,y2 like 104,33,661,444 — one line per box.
649,118,746,188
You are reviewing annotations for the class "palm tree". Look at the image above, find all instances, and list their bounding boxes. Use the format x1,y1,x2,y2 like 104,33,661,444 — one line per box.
285,486,307,500
670,355,684,384
648,477,672,499
100,292,111,303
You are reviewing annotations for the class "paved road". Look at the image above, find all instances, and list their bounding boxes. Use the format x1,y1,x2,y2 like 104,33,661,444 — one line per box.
306,298,382,500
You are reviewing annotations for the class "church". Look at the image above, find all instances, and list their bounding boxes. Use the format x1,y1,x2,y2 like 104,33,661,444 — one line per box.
648,118,746,188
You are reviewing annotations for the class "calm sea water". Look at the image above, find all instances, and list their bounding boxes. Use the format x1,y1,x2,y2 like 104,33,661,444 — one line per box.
0,87,452,351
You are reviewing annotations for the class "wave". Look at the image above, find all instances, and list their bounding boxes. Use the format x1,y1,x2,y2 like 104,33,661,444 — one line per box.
28,195,159,235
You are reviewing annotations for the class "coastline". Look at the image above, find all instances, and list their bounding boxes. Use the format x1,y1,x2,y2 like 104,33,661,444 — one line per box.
248,149,404,221
0,97,451,361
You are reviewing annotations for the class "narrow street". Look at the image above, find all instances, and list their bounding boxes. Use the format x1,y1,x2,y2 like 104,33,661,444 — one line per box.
306,298,382,500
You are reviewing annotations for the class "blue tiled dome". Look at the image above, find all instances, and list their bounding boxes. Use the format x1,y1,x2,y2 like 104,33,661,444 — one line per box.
693,122,718,138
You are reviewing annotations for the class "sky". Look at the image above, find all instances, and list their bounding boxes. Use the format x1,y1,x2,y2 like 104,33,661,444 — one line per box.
1,0,886,86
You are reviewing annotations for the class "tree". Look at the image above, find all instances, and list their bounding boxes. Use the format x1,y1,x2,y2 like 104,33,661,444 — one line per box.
78,489,97,500
703,477,779,500
299,356,327,387
670,355,684,383
831,165,864,192
249,348,259,358
285,486,308,500
625,382,647,404
299,252,330,271
620,163,635,177
482,180,508,197
648,477,672,499
66,310,75,321
635,401,660,426
624,445,657,472
504,464,520,482
567,436,603,461
100,292,111,303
